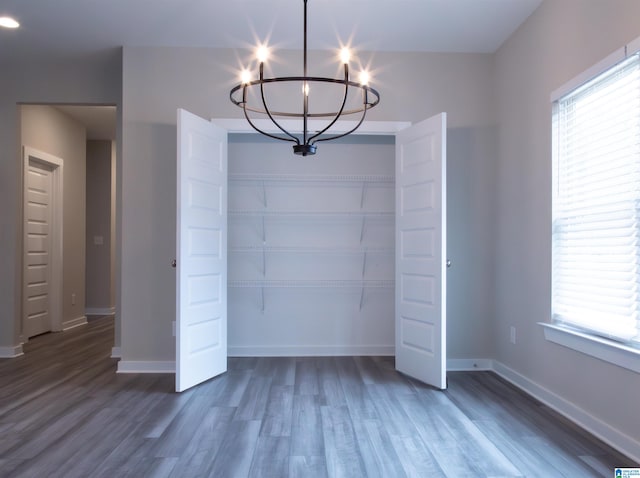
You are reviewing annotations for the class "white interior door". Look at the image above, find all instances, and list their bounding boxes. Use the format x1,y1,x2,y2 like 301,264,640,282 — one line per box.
23,160,54,338
23,147,63,339
176,109,228,392
395,113,447,389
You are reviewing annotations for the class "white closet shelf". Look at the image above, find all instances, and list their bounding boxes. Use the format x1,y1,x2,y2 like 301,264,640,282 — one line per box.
229,211,394,217
229,246,392,254
229,173,394,183
229,280,395,288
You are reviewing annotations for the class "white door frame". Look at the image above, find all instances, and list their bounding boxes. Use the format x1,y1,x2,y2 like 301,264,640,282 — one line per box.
22,146,64,338
211,118,411,136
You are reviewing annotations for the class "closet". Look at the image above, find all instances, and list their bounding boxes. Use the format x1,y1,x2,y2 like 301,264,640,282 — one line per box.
227,135,396,356
175,110,446,392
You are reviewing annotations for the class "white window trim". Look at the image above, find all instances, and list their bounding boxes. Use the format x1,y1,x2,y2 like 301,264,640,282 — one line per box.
549,47,625,102
549,35,640,101
546,34,640,371
540,323,640,374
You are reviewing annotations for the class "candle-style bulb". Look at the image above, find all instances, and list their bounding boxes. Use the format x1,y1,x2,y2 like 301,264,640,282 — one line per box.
240,69,252,84
340,48,351,65
256,45,269,63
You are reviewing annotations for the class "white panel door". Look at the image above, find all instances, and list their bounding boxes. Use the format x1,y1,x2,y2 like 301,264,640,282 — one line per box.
176,109,228,392
23,161,54,338
395,113,447,389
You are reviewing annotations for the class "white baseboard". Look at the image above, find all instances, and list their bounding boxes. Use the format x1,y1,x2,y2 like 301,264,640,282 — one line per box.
117,360,175,374
63,316,87,331
447,358,493,371
86,307,115,316
491,360,640,464
111,347,121,359
116,346,394,373
228,345,395,357
0,345,24,358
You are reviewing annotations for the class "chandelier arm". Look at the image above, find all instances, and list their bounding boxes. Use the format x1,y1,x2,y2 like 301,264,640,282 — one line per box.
242,87,299,144
231,79,379,116
313,90,370,144
242,112,299,143
307,63,350,144
237,104,372,117
259,63,301,144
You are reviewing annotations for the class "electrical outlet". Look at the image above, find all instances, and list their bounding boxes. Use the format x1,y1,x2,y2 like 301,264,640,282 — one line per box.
71,293,76,306
510,326,516,344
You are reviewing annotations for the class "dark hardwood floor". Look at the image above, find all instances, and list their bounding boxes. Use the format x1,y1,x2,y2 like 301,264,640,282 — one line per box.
0,316,635,477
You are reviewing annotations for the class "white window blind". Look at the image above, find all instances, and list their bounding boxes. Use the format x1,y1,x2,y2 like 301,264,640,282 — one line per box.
552,52,640,347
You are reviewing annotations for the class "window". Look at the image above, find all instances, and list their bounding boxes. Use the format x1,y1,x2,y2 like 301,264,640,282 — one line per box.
552,50,640,349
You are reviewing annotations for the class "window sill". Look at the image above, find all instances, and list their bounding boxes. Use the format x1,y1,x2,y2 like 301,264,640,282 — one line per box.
539,322,640,374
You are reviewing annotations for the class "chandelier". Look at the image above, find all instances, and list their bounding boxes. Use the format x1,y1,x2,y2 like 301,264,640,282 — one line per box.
229,0,381,156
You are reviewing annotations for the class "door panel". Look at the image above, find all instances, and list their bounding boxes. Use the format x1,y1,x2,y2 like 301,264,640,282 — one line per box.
176,109,228,392
395,113,447,389
24,161,53,338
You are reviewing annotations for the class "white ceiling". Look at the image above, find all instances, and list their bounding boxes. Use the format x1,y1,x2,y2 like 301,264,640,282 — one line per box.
54,105,117,141
6,1,542,140
2,0,542,63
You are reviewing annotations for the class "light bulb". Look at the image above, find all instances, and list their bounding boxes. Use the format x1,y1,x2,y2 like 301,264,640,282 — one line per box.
359,71,370,86
240,69,252,84
340,48,351,65
0,16,19,28
256,45,269,63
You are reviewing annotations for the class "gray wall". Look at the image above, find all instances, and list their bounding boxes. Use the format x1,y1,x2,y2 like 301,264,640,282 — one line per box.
20,105,87,330
86,140,115,313
494,0,640,450
121,46,498,362
0,51,121,350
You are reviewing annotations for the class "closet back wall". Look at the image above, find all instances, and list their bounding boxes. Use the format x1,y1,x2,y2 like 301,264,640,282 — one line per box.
228,135,395,356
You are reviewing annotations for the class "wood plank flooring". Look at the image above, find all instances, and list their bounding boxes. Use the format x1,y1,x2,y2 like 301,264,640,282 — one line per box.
0,316,635,477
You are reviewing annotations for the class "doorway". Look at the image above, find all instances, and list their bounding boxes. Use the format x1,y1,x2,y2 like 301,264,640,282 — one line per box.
20,104,117,349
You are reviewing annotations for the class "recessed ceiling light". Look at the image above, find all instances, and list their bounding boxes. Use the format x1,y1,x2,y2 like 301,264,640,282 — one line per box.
0,16,20,29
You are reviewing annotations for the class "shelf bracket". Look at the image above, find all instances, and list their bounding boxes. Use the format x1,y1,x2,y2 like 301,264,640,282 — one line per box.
360,216,366,244
262,247,266,277
262,216,266,244
362,249,367,278
359,286,365,311
261,286,265,314
262,180,267,208
360,181,366,209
